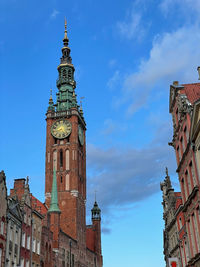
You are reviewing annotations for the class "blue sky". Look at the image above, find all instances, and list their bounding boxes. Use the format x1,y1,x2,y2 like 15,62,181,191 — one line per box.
1,0,200,266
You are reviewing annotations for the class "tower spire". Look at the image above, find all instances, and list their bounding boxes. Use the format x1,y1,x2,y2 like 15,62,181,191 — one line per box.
47,88,55,112
63,17,69,46
48,167,61,213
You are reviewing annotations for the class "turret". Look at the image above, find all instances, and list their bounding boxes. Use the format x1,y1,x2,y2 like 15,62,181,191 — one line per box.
91,200,102,258
48,167,61,249
91,201,101,221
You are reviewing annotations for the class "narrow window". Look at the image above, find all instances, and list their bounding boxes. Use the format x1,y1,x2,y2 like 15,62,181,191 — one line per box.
60,150,63,167
66,150,69,170
68,69,72,80
65,174,69,190
63,69,67,79
53,151,57,170
61,176,62,183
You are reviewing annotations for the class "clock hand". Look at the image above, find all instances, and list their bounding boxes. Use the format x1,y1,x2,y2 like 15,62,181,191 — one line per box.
57,126,63,131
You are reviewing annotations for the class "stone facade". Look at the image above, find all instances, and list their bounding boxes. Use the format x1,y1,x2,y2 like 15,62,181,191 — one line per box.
161,169,182,266
0,171,7,267
5,197,22,267
32,210,43,267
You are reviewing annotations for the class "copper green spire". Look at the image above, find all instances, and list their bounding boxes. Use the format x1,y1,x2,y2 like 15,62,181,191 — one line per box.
55,19,77,112
47,88,55,112
48,167,61,213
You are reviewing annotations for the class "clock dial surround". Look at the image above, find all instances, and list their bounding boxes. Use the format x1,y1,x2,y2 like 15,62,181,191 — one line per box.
78,125,84,146
51,119,72,139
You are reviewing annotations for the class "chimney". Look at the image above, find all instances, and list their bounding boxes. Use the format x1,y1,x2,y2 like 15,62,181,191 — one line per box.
173,81,179,86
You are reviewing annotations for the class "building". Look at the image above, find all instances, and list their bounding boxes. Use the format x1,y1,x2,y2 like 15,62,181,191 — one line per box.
45,20,102,267
162,78,200,267
5,196,22,267
0,20,102,267
161,168,183,267
0,171,7,267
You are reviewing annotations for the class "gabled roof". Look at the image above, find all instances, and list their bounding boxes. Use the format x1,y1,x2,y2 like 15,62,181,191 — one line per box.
181,83,200,104
31,195,48,216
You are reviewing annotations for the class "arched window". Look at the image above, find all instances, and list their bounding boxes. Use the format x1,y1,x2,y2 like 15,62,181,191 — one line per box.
63,69,67,79
68,69,72,80
60,150,63,167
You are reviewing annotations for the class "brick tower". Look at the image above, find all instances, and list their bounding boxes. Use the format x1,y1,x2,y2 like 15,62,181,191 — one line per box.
45,20,86,243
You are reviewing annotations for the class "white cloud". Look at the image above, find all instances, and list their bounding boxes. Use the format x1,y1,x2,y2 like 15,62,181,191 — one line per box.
121,25,200,114
50,9,60,20
108,59,117,68
87,120,176,217
107,70,120,89
102,119,117,136
117,12,143,40
160,0,200,17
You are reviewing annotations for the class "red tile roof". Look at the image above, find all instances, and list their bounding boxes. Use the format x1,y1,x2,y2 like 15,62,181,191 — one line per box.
181,83,200,104
31,195,48,216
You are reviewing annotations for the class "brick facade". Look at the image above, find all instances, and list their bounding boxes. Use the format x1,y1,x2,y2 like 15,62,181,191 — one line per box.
0,22,102,267
162,80,200,267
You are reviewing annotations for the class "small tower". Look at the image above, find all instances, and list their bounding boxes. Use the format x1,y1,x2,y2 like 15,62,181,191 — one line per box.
91,200,102,263
48,167,61,250
91,201,101,221
47,88,55,112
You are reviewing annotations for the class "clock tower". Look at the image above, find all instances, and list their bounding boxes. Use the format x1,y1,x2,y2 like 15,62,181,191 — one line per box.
45,20,86,242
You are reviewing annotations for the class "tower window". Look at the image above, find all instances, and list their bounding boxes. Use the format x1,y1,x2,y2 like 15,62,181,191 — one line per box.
60,150,63,167
61,176,62,183
68,69,72,80
63,69,67,79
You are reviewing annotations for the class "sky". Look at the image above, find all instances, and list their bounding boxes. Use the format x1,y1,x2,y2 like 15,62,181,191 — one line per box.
1,0,200,266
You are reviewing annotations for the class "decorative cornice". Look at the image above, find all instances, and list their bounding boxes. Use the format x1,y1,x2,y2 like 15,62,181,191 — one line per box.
187,252,200,266
46,110,86,128
182,186,199,212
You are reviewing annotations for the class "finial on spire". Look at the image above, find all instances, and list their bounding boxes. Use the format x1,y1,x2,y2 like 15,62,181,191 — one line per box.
26,176,29,185
80,96,85,108
94,190,97,202
63,17,69,46
50,88,52,97
165,167,168,177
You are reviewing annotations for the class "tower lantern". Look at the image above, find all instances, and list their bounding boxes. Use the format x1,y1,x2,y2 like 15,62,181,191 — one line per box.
91,201,101,221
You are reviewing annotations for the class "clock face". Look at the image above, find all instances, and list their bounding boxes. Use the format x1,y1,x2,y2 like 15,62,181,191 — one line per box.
78,125,84,146
51,119,72,139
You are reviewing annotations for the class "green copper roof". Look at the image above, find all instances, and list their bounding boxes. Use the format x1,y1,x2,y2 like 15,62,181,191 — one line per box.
55,22,78,112
48,168,61,213
91,201,101,220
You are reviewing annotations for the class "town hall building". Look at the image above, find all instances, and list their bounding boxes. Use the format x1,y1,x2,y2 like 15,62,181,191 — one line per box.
0,21,103,267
